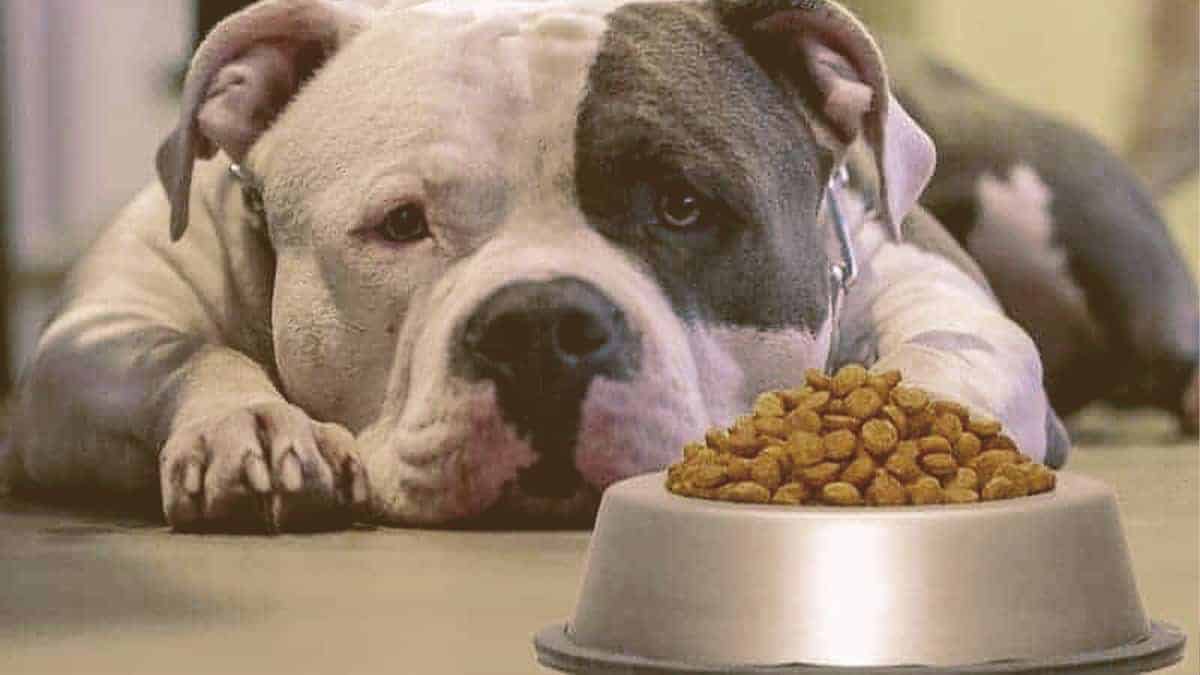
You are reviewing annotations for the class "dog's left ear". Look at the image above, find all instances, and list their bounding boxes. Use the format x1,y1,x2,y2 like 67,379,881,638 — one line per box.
720,0,936,238
157,0,371,241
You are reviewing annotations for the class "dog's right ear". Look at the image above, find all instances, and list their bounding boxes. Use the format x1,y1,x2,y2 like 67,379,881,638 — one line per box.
157,0,370,241
717,0,936,239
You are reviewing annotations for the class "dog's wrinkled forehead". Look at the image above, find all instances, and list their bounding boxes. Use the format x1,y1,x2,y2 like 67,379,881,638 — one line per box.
268,0,647,194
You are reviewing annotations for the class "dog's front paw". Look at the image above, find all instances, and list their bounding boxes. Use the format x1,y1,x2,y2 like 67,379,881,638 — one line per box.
159,401,368,533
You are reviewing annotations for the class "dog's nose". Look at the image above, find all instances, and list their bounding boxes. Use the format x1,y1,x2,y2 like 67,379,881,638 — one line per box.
464,278,634,385
462,278,638,498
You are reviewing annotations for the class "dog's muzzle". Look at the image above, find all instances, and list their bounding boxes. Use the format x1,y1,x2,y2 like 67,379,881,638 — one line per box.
460,277,640,498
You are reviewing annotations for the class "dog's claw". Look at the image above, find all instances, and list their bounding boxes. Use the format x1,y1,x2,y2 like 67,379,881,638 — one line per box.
183,460,204,496
280,450,304,493
245,453,273,494
349,459,368,506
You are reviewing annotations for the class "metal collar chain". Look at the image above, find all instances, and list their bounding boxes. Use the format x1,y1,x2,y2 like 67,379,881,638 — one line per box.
229,163,267,231
824,164,858,369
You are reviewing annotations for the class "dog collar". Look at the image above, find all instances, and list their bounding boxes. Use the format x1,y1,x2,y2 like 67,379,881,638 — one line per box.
826,164,858,294
824,164,861,369
229,163,267,231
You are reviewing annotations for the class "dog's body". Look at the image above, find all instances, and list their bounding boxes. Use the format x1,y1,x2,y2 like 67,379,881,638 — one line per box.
2,0,1194,531
880,40,1199,427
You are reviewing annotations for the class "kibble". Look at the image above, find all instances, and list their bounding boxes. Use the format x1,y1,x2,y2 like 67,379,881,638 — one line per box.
799,461,843,488
726,455,753,482
666,364,1056,506
772,482,809,505
822,429,858,461
967,416,1002,437
761,445,793,478
954,432,982,464
908,476,945,505
985,434,1018,451
1027,464,1056,493
754,392,786,418
717,482,771,503
845,387,884,419
890,386,929,413
806,369,832,391
777,387,810,409
944,487,980,504
981,476,1019,501
822,482,865,506
841,453,877,488
866,374,892,399
880,405,909,438
969,449,1020,485
750,455,784,491
753,415,788,439
932,413,964,443
944,467,979,492
706,428,733,453
822,414,861,431
866,469,908,506
885,442,924,483
831,364,869,397
788,431,826,466
918,435,953,455
920,452,958,478
932,400,970,420
795,390,831,412
693,463,731,488
861,419,899,456
787,408,824,434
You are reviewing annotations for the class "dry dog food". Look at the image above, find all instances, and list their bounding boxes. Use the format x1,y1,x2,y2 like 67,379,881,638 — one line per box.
666,365,1056,506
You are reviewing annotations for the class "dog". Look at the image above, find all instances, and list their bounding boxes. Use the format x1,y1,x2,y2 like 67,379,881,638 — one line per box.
3,0,1193,532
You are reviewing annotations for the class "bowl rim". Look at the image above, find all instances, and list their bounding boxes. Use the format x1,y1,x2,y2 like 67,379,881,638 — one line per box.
533,620,1186,674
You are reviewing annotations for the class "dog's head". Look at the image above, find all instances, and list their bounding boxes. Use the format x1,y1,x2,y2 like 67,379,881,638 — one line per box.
157,0,934,525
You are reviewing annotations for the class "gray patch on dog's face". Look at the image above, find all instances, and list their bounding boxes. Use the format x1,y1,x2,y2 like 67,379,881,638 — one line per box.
574,0,832,332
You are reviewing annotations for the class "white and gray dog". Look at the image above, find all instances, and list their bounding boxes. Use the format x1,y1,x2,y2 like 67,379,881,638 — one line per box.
3,0,1195,532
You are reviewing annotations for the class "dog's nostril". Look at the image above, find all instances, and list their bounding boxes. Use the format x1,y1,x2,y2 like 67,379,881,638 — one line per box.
473,313,529,369
556,308,611,359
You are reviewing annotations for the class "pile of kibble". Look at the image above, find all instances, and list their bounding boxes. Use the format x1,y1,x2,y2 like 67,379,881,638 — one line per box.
666,364,1056,506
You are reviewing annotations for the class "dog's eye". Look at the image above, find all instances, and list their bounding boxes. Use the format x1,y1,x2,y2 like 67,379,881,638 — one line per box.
656,185,704,229
376,204,430,243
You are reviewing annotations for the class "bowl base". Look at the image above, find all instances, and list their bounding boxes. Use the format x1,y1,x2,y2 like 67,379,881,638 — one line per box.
534,621,1185,675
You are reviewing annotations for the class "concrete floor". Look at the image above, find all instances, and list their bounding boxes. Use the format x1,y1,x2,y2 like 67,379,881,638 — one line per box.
0,408,1195,675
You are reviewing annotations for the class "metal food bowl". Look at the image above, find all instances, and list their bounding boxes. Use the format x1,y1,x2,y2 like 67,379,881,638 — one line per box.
536,471,1185,674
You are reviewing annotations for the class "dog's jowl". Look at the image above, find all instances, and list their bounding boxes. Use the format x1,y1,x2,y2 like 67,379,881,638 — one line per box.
4,0,1193,532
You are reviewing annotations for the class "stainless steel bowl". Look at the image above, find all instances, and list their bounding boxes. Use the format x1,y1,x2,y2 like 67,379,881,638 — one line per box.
536,471,1185,673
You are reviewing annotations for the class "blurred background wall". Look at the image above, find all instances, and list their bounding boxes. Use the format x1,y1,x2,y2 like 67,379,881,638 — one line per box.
2,0,191,394
1,0,1197,395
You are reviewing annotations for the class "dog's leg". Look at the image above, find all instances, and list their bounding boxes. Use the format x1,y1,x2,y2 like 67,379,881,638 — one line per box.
837,207,1070,467
8,0,377,531
9,168,366,532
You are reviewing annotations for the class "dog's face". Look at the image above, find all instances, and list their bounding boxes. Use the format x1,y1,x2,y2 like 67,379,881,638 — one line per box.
159,0,934,525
